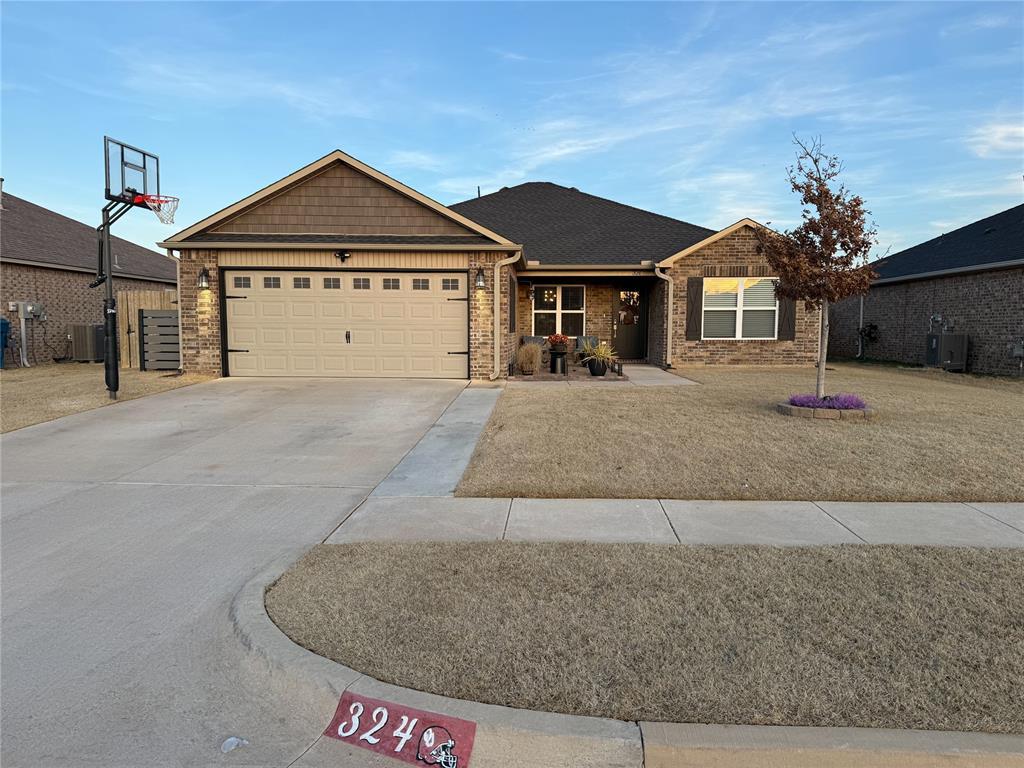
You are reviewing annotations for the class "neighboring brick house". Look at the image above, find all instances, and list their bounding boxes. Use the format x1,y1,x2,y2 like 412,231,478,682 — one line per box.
1,190,177,365
160,149,820,381
830,204,1024,375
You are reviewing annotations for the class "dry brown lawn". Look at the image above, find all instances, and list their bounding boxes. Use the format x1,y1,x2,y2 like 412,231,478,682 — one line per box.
457,363,1024,501
267,542,1024,732
0,363,213,432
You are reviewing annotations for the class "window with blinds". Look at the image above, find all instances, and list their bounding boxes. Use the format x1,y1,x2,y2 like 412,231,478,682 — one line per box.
702,277,778,340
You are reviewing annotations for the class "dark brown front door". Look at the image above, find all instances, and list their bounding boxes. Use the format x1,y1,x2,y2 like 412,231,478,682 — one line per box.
613,289,646,359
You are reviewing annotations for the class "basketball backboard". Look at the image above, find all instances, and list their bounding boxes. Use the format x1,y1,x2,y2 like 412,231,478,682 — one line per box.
104,136,159,205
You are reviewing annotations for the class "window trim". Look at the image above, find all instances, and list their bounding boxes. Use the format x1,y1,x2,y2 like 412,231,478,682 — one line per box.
293,276,311,289
383,277,401,290
353,277,370,290
701,277,779,341
263,276,281,289
532,285,586,337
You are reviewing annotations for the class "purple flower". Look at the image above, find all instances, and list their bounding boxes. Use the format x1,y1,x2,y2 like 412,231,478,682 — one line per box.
789,392,866,410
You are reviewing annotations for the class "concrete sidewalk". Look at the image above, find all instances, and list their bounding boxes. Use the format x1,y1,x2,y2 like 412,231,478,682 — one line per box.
328,497,1024,546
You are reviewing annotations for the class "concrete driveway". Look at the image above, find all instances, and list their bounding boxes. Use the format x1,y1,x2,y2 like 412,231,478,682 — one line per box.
0,377,468,767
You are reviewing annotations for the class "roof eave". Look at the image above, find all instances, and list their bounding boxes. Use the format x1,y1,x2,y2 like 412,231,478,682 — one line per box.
872,258,1024,285
158,240,523,252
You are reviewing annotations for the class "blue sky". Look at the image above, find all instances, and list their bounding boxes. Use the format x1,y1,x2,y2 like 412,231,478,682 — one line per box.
2,2,1022,256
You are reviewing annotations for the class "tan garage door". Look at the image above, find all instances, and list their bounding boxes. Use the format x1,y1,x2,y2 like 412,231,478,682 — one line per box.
224,270,468,378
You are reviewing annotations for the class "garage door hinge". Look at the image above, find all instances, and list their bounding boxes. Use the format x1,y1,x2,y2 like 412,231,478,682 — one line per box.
447,297,469,302
227,348,250,353
447,351,470,355
225,295,248,299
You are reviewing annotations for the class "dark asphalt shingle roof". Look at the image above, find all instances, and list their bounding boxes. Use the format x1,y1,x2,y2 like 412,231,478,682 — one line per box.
1,192,176,282
451,182,714,265
873,203,1024,282
184,233,494,246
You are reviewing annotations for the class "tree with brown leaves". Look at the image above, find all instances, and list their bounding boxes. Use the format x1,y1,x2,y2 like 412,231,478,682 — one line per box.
756,136,878,398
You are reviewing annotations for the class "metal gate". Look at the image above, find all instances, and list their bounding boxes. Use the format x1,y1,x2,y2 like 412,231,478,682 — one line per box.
138,309,180,371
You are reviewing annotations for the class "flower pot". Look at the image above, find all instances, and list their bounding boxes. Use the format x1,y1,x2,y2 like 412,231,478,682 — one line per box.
521,367,535,376
587,359,608,377
551,343,567,353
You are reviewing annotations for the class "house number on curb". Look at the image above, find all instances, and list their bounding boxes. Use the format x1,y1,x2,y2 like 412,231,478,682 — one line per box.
324,691,476,767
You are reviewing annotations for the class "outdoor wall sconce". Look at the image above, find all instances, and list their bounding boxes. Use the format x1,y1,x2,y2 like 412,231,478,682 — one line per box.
474,267,486,289
197,267,211,290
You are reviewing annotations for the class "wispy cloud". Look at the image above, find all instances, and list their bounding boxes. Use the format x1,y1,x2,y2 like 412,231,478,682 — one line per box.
386,150,446,172
941,13,1013,37
966,121,1024,158
491,48,530,62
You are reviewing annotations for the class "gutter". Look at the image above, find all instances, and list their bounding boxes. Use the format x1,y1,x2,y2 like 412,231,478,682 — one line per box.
871,258,1024,285
490,251,522,380
655,267,673,368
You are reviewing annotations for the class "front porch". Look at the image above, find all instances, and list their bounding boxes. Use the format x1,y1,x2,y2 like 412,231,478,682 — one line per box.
507,363,697,388
514,277,660,366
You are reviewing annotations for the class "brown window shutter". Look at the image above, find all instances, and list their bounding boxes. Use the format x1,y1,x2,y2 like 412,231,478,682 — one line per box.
778,297,796,340
685,276,703,341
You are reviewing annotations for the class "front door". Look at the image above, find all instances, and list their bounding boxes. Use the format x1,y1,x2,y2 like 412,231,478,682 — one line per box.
613,289,646,359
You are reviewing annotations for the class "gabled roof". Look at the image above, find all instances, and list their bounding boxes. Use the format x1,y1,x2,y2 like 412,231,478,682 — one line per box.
657,218,768,267
450,182,714,266
0,192,176,282
162,150,516,248
871,204,1024,283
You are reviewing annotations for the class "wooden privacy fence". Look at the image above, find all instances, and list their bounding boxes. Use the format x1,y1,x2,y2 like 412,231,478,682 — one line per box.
137,309,180,371
116,289,176,369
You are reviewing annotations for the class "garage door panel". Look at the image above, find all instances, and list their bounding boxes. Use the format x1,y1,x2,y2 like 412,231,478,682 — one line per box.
225,270,468,378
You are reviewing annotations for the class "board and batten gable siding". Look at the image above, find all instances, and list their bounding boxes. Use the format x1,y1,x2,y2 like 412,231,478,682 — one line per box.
209,161,476,236
665,225,820,365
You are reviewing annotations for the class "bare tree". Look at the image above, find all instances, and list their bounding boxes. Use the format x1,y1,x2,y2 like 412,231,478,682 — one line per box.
756,136,878,398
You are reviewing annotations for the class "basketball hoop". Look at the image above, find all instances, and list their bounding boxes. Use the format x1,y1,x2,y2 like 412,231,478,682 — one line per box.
135,194,179,225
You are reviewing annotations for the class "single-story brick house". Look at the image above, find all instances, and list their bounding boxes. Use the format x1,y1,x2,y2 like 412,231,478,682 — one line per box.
830,204,1024,375
1,188,177,365
159,150,820,380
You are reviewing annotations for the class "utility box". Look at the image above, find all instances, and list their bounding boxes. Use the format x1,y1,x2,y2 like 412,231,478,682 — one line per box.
70,324,105,363
16,301,46,320
926,333,969,372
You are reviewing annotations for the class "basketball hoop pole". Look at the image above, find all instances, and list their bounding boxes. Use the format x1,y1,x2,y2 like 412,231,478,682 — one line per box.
94,199,134,399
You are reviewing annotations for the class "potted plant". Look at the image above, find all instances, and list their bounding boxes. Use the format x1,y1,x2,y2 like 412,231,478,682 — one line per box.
545,333,570,353
516,343,541,375
546,333,570,374
582,342,616,377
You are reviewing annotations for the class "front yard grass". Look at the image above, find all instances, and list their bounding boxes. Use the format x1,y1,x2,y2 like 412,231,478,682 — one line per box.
267,542,1024,733
457,362,1024,501
0,363,212,432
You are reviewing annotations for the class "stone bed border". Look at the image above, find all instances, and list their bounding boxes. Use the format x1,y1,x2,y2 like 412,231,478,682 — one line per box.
777,402,876,420
230,550,1024,767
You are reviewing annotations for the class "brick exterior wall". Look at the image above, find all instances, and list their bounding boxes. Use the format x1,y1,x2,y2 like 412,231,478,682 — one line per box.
665,226,820,366
829,267,1024,376
468,252,518,380
1,262,174,365
647,278,668,367
177,248,519,380
178,250,222,375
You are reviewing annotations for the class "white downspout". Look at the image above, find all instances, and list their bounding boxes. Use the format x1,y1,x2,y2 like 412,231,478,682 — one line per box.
655,267,673,368
490,251,521,380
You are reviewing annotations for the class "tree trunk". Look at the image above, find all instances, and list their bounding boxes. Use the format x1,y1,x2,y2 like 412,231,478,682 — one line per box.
816,298,829,398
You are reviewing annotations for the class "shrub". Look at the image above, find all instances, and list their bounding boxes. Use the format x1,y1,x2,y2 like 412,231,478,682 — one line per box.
582,342,617,363
516,343,542,374
789,392,867,410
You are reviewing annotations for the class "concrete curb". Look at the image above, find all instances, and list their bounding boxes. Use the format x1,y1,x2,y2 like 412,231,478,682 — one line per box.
230,552,642,767
232,554,1024,768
